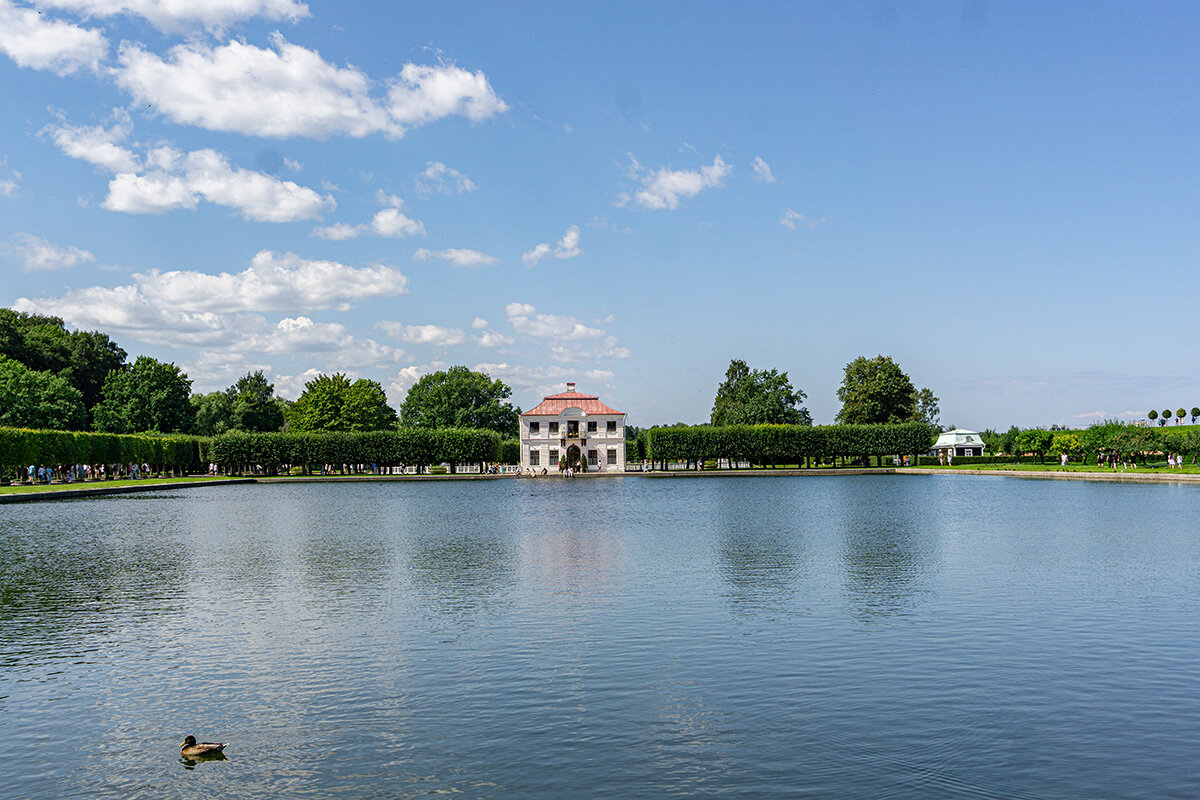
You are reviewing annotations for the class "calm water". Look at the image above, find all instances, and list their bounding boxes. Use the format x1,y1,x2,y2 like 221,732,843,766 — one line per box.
0,475,1197,799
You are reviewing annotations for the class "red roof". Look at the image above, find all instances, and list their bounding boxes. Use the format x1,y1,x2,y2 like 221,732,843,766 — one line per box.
521,389,624,416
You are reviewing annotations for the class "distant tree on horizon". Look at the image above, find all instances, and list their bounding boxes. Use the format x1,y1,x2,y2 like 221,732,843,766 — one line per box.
93,356,194,434
710,358,811,426
1191,407,1199,424
287,373,396,432
1177,408,1187,425
0,354,87,431
1162,409,1173,426
1148,409,1158,424
399,366,519,436
835,355,932,426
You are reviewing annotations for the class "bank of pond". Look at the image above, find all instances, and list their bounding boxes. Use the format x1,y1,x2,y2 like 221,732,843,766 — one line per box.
3,421,1197,484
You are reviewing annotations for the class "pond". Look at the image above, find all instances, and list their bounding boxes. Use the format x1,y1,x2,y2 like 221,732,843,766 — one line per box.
1,475,1197,799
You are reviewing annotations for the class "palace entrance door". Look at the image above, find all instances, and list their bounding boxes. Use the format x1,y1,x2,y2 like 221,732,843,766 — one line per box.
566,444,580,468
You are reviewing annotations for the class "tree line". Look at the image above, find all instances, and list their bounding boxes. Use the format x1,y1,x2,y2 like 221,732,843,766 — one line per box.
1146,408,1200,426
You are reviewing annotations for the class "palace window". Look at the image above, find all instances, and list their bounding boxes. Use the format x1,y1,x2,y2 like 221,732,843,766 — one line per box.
549,421,559,434
587,421,597,432
529,421,540,434
549,449,559,464
607,420,617,433
607,449,617,465
529,449,540,466
588,449,598,466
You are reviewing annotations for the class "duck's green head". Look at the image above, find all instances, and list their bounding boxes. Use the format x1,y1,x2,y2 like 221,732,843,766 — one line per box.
181,736,196,748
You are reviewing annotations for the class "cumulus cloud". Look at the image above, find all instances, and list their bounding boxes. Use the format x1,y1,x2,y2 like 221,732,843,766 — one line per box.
114,34,507,140
617,154,731,210
475,328,513,348
471,317,488,329
504,302,630,363
0,0,107,75
5,233,95,271
13,250,408,342
412,247,498,268
780,209,823,230
42,110,140,173
522,225,582,267
33,0,310,32
751,156,775,183
312,192,424,240
416,161,477,194
46,116,333,221
0,174,21,197
376,322,467,347
473,362,616,398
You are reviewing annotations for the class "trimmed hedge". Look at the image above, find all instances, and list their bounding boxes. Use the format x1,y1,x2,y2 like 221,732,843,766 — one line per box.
207,428,502,474
645,422,934,467
0,427,205,471
916,454,1046,466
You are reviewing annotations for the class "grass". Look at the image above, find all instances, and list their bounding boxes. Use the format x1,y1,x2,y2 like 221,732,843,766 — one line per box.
0,475,240,495
922,462,1200,475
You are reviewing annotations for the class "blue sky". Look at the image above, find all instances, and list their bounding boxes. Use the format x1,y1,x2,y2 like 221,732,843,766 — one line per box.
2,1,1198,428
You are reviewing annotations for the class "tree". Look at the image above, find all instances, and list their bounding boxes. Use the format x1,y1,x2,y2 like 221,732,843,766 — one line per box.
1191,407,1199,425
1149,409,1158,424
1162,409,1172,426
399,366,520,435
288,373,397,432
0,308,126,418
914,387,940,429
190,391,235,436
1050,432,1082,456
0,355,87,430
1177,408,1187,425
227,370,285,432
1016,428,1053,462
92,356,195,433
835,355,918,424
710,359,811,426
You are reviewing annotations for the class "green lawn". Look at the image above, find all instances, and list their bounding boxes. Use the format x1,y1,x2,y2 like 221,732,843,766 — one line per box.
0,475,239,495
923,462,1200,474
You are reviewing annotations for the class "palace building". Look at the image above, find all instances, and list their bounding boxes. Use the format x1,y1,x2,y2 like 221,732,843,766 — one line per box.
520,382,627,472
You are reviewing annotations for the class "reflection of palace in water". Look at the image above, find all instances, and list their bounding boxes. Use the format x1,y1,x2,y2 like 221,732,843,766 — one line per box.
519,382,627,472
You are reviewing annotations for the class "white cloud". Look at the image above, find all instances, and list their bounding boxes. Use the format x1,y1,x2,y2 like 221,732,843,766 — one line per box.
283,157,302,171
471,317,488,329
42,111,140,173
505,302,603,341
522,225,582,267
416,161,477,194
780,209,823,230
0,0,107,75
133,250,408,312
0,173,21,197
752,156,775,183
46,117,334,221
312,193,424,240
412,247,498,267
619,154,731,210
504,302,630,362
377,322,467,347
13,251,408,342
5,233,95,272
114,35,506,140
370,206,425,237
475,329,514,348
310,222,360,241
472,362,614,400
33,0,310,32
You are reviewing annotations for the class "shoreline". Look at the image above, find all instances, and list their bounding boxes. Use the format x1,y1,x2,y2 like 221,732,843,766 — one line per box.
4,465,1200,503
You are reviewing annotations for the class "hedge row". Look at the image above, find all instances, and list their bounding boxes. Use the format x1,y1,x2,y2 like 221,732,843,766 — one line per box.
0,427,205,470
915,454,1047,466
645,422,934,466
208,428,503,474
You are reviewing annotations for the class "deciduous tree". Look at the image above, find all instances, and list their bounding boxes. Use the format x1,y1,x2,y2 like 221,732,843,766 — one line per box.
835,355,922,425
92,356,194,433
399,366,520,436
288,373,397,432
0,355,87,430
710,359,811,426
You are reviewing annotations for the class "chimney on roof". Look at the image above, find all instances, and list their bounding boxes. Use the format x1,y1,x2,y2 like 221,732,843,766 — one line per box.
566,381,576,392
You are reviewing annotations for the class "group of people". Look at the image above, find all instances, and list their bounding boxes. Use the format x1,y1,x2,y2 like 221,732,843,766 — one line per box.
23,462,150,484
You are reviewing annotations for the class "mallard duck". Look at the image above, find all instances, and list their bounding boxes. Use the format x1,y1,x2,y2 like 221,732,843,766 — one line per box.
180,735,227,758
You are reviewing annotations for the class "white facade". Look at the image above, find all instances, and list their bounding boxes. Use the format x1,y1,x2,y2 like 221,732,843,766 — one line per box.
930,429,986,457
519,383,626,473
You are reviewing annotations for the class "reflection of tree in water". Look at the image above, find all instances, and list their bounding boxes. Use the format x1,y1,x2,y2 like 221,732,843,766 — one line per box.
714,489,804,614
407,532,517,619
837,485,938,619
0,511,191,671
299,531,394,610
